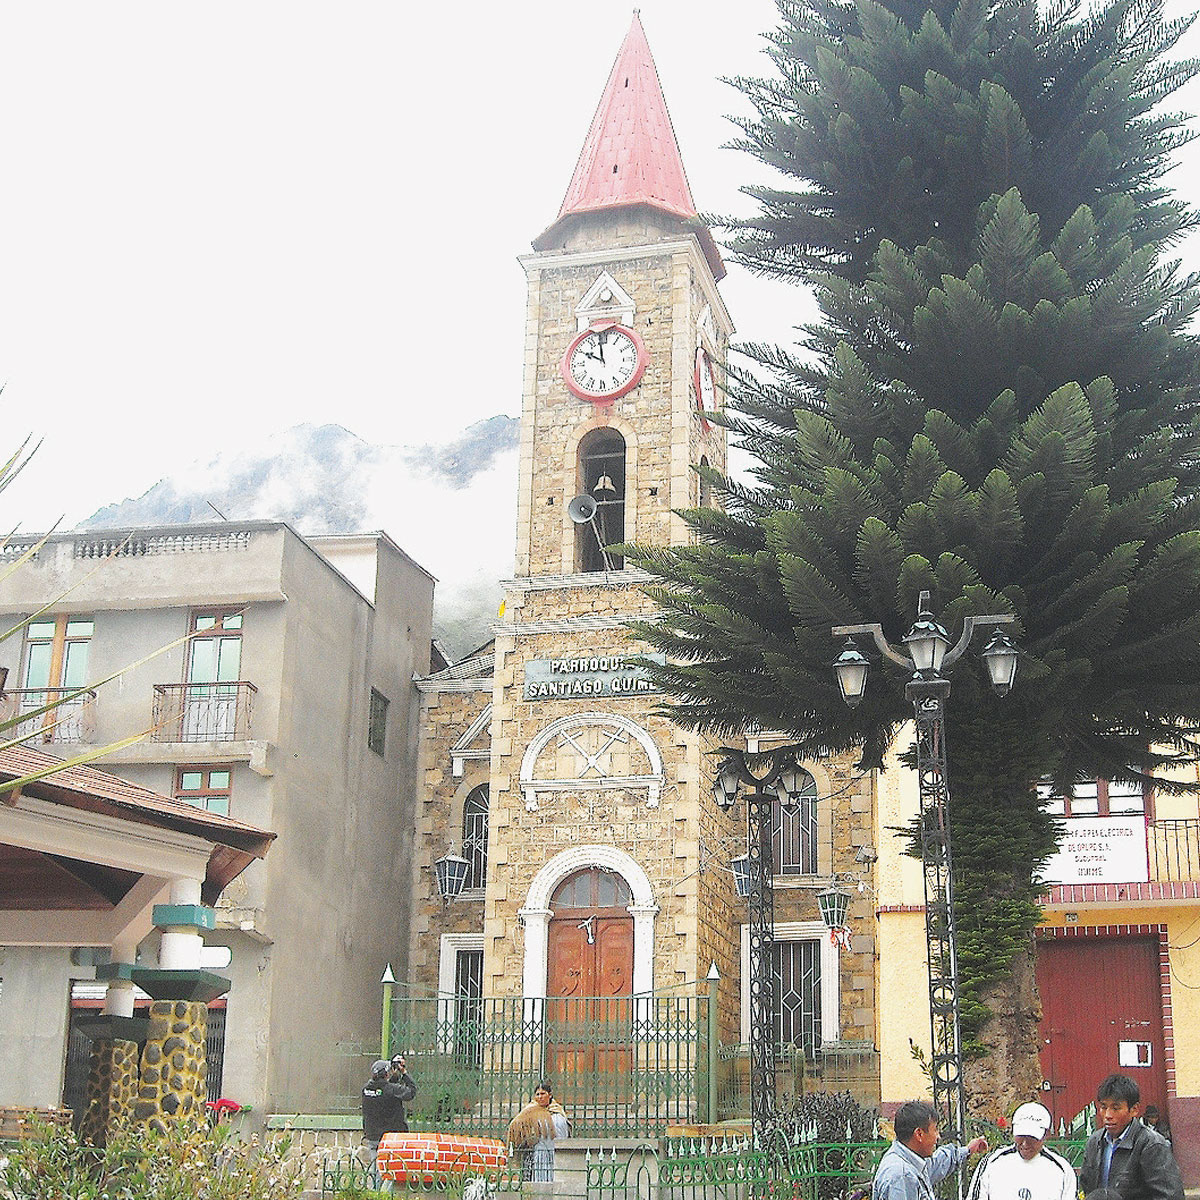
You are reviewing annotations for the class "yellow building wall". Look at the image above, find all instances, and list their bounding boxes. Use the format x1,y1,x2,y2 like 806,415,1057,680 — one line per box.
877,910,936,1105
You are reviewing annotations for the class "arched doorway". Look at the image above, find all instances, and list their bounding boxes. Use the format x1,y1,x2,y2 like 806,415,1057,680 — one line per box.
547,868,633,997
546,868,633,1085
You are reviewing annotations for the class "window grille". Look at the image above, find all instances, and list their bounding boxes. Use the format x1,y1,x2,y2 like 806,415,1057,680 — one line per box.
462,786,489,889
771,769,818,874
773,939,821,1058
453,949,484,1067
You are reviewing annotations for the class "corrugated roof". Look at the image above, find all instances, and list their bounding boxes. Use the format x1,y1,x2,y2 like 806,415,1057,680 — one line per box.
533,13,725,281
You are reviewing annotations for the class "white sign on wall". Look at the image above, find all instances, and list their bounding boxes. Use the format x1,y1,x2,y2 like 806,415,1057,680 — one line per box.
1039,817,1148,886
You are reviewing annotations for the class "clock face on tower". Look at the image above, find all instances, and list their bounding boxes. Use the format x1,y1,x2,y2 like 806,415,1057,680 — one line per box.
695,347,716,427
561,322,647,403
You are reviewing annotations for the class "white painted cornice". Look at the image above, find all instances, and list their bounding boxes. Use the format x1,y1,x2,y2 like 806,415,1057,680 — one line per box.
2,794,214,880
519,238,734,337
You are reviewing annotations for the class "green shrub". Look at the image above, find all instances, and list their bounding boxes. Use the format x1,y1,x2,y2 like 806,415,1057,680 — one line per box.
1,1119,303,1199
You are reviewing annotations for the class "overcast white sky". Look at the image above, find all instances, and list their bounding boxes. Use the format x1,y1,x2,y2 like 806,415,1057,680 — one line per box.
0,1,1197,531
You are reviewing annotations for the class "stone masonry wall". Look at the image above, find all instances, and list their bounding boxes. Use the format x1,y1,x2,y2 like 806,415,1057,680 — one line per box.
136,1001,208,1130
486,580,709,995
519,241,728,579
408,684,491,992
79,1037,139,1146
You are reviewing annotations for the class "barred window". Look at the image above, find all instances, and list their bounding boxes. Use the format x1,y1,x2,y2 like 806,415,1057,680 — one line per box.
771,769,818,874
774,939,821,1057
462,785,489,889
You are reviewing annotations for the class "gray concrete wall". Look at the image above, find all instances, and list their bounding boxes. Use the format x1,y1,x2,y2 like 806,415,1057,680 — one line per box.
0,522,434,1118
0,946,75,1106
258,533,433,1111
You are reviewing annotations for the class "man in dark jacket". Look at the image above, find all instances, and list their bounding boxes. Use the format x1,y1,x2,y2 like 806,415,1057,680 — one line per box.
388,1055,417,1132
1080,1074,1182,1200
361,1059,408,1160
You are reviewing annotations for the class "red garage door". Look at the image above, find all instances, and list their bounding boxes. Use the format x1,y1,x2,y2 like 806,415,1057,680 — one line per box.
1036,935,1166,1130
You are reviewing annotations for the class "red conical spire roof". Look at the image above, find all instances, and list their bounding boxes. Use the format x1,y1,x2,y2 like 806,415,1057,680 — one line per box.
534,13,725,281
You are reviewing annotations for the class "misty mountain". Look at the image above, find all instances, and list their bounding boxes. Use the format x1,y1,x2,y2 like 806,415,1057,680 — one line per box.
81,419,519,658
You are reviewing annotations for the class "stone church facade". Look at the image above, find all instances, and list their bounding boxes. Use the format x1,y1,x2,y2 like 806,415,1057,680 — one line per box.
406,15,879,1127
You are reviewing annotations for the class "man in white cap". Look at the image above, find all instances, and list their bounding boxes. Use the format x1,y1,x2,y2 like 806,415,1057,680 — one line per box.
967,1102,1076,1200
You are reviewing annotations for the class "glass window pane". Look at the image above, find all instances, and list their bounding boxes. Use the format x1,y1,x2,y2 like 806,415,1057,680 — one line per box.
222,614,243,630
1108,779,1145,814
215,638,241,682
208,796,230,817
65,620,93,638
194,615,217,631
26,621,56,640
62,642,89,688
209,770,231,790
23,642,52,689
180,772,203,791
1071,780,1099,815
189,640,217,683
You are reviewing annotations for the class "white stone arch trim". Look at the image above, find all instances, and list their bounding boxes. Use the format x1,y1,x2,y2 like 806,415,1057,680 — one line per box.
561,413,640,571
519,710,665,810
519,844,658,1001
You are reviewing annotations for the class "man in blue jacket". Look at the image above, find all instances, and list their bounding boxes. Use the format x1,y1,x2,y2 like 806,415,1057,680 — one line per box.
874,1101,988,1200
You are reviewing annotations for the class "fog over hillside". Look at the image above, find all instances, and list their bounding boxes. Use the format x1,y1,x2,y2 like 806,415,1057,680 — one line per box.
82,419,519,659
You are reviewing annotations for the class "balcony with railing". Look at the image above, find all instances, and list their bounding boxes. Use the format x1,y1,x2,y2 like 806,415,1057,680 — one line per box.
1148,819,1200,882
0,688,97,744
1040,816,1200,905
151,682,256,743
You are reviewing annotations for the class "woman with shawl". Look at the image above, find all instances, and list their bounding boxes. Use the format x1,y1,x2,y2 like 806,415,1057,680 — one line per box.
507,1080,569,1181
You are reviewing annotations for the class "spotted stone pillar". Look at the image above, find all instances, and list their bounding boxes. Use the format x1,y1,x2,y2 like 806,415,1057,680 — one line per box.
135,1000,209,1131
79,1037,140,1146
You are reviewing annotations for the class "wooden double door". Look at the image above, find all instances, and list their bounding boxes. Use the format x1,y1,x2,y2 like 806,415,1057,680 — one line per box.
545,904,633,1082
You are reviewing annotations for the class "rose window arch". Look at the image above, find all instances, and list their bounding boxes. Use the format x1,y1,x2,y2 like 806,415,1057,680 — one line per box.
519,711,665,810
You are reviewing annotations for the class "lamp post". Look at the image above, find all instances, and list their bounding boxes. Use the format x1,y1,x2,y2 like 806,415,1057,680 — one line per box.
832,591,1017,1147
713,748,807,1145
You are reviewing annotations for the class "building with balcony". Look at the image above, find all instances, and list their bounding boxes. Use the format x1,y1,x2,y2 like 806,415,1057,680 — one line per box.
0,520,434,1116
875,766,1200,1185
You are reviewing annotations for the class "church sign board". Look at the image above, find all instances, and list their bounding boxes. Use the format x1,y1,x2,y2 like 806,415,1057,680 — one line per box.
523,654,665,701
1038,816,1149,886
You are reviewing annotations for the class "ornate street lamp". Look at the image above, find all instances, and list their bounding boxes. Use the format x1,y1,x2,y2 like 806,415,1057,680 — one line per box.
712,747,807,1144
728,853,754,899
832,639,870,707
434,845,470,905
832,591,1018,1155
816,882,852,932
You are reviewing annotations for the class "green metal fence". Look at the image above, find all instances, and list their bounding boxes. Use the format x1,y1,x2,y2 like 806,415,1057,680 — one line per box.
388,994,711,1136
319,1135,1091,1200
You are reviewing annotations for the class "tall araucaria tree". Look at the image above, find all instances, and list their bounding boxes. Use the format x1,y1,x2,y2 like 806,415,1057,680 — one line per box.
628,0,1200,1110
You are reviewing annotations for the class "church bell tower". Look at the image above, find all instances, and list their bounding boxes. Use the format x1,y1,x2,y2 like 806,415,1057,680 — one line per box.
482,12,736,1003
513,12,733,579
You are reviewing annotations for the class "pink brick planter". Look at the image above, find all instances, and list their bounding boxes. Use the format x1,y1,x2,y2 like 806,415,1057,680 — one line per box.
377,1132,508,1184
